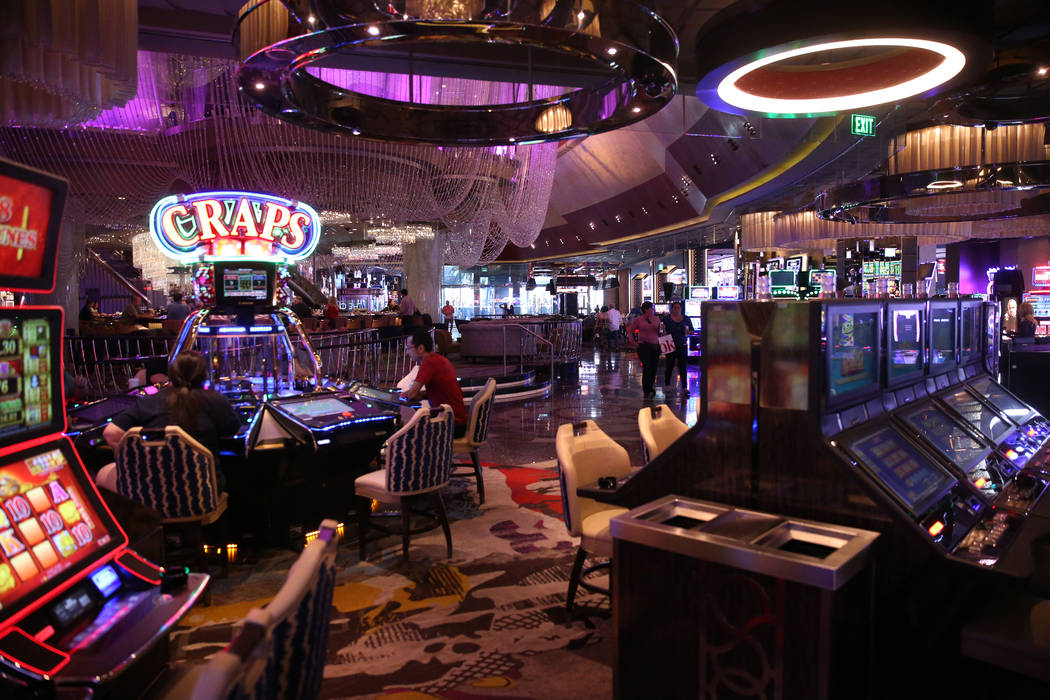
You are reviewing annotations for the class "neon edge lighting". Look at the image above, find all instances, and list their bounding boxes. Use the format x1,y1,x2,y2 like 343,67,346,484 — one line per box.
716,38,966,114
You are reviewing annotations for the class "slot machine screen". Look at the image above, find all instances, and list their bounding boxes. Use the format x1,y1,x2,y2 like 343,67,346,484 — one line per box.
899,402,990,472
968,376,1032,425
887,305,924,385
825,304,881,408
941,388,1014,444
0,440,123,628
769,270,796,287
960,302,981,365
213,261,275,307
845,424,956,516
275,396,357,422
0,309,64,451
653,303,669,315
0,159,67,293
684,300,702,318
929,303,957,371
690,287,711,301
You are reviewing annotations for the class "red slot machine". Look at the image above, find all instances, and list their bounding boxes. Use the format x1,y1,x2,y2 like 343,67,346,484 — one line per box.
0,159,209,697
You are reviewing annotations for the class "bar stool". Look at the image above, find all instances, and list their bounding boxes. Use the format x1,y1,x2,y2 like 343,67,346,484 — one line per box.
452,377,496,504
637,404,689,463
556,420,630,613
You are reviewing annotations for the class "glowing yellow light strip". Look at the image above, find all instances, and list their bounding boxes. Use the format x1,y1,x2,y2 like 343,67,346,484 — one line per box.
717,38,965,114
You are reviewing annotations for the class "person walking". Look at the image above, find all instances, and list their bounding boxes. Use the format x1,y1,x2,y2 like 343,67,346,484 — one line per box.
628,301,663,399
441,300,455,332
662,301,694,396
606,305,623,350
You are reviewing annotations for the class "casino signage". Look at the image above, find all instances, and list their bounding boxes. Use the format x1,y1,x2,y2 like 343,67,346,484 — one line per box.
149,191,320,262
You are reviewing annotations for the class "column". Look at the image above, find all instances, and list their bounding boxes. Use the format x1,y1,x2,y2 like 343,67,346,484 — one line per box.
401,235,442,319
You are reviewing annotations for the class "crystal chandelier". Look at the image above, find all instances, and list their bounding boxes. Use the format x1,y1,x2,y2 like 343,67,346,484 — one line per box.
368,224,435,245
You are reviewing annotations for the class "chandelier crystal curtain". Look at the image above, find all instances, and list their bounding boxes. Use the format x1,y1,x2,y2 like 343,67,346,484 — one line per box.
0,51,559,267
0,0,138,127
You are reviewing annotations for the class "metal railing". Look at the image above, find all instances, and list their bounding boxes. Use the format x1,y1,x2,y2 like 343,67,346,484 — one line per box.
502,323,555,377
65,334,177,398
290,327,431,387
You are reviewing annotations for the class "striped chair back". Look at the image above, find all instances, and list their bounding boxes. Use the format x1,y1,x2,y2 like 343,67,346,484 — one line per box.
249,520,340,700
385,405,454,495
114,426,221,520
467,377,497,446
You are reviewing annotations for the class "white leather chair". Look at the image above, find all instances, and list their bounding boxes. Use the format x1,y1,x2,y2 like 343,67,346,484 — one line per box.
556,420,630,613
638,404,689,463
452,377,497,504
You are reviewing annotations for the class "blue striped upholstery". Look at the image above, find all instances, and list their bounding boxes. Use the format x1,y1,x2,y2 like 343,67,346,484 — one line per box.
241,522,340,700
470,378,496,445
385,406,454,495
114,426,220,519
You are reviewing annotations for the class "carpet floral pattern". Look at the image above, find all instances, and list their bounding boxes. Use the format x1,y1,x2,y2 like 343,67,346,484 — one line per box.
169,464,613,699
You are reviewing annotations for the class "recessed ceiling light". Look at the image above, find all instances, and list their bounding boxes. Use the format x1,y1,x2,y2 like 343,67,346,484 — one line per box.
307,14,316,24
716,38,966,114
367,25,380,36
926,179,963,190
577,11,586,20
254,82,265,90
607,47,618,56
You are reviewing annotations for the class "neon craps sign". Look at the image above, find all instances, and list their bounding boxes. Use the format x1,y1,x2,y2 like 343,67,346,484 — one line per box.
149,191,320,263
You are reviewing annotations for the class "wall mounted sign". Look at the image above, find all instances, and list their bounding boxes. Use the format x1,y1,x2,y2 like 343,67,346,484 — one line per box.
149,191,320,262
850,114,876,137
1032,265,1050,287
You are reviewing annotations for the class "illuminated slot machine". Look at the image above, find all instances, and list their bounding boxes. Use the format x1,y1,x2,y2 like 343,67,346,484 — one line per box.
801,269,835,299
684,300,702,359
0,312,209,694
713,285,740,301
768,269,799,299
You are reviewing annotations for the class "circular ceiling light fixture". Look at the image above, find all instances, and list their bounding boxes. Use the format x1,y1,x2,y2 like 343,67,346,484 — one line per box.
234,0,678,146
926,179,964,190
700,37,966,116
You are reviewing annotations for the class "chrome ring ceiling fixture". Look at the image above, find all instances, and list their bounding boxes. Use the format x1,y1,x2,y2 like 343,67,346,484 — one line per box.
816,161,1050,224
234,0,678,146
690,0,989,116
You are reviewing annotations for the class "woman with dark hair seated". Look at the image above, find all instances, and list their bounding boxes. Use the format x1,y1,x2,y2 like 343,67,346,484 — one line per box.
96,351,241,491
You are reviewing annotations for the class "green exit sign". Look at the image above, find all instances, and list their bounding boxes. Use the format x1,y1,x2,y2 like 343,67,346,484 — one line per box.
851,114,876,137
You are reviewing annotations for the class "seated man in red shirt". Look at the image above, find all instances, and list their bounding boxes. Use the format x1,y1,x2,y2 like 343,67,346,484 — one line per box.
401,329,468,438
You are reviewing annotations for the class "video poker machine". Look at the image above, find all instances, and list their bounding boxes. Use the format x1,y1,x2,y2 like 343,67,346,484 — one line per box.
0,309,208,697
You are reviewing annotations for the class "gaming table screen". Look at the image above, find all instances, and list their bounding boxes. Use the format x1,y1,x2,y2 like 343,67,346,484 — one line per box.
826,305,880,406
0,309,63,451
0,159,67,293
941,388,1014,445
277,396,357,422
846,424,957,516
968,376,1032,425
0,440,121,626
899,402,989,472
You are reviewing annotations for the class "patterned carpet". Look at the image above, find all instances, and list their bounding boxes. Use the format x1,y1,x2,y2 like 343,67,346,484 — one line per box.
169,463,614,699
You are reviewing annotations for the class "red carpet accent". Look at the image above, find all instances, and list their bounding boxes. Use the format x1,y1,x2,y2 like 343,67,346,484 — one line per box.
490,464,563,519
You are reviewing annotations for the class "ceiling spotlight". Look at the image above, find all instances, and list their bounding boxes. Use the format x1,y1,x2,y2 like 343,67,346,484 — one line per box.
1040,67,1048,76
632,106,642,113
577,11,586,21
351,128,361,135
308,14,316,24
254,82,265,90
367,25,380,36
607,47,618,56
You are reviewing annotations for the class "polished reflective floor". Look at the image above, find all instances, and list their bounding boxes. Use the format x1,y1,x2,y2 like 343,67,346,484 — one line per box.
479,345,700,468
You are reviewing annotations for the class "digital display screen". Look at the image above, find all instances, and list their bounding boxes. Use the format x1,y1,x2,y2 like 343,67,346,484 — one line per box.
899,402,989,471
960,302,981,365
716,286,740,300
929,305,957,368
846,425,956,515
785,257,804,272
684,300,702,317
888,307,923,383
0,173,53,283
221,268,269,300
690,287,711,301
827,307,879,403
769,270,796,287
0,441,120,624
1024,293,1050,318
653,304,669,315
89,564,121,598
968,376,1031,425
0,311,62,449
277,397,357,422
941,389,1014,444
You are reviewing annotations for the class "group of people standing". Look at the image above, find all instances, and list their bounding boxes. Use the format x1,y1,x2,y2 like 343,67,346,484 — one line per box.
627,301,693,399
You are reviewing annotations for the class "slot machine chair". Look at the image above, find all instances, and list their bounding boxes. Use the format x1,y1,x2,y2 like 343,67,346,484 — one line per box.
179,520,340,699
113,427,228,572
556,420,631,613
355,406,455,561
638,405,689,463
452,377,496,504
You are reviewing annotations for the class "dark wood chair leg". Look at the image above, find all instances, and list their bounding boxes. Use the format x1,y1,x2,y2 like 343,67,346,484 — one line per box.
356,496,371,561
566,547,587,613
471,450,485,505
434,492,453,558
400,496,411,560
